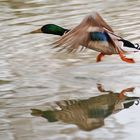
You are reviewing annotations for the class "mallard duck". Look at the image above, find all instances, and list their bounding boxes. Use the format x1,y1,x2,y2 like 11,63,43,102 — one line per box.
31,84,139,131
31,12,139,63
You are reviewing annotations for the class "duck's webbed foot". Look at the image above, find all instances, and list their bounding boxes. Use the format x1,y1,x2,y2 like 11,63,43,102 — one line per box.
118,52,135,63
96,53,105,62
118,87,135,99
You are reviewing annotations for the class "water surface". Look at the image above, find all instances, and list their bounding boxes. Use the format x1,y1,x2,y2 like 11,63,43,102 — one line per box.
0,0,140,140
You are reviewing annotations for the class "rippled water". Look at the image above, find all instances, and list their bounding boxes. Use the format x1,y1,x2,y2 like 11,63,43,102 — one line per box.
0,0,140,140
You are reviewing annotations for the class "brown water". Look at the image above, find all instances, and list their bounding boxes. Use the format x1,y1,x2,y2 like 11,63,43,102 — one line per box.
0,0,140,140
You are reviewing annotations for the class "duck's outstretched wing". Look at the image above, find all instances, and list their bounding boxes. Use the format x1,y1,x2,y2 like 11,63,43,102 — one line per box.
53,12,116,53
95,12,113,32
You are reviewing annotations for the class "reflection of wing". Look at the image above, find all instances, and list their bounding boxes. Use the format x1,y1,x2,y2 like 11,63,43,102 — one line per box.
53,12,118,53
55,99,104,131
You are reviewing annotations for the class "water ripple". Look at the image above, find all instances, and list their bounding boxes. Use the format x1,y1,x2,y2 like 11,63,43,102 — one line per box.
0,0,140,140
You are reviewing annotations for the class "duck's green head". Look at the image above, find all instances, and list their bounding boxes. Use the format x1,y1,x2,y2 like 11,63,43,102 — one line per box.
31,24,69,36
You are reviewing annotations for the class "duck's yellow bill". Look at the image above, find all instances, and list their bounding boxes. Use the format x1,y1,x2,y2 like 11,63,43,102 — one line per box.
30,28,42,34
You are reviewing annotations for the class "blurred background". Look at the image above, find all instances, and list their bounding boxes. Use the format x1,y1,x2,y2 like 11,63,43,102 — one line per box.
0,0,140,140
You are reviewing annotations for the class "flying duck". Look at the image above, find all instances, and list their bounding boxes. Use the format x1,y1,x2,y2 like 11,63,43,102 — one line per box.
31,12,139,63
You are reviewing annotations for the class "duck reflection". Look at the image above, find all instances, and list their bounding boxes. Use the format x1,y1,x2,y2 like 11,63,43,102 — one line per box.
31,84,139,131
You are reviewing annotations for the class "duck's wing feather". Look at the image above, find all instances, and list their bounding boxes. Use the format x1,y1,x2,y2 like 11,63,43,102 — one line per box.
53,12,117,53
95,12,113,32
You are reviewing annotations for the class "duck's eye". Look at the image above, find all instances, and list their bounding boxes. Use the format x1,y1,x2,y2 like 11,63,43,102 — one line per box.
135,43,140,49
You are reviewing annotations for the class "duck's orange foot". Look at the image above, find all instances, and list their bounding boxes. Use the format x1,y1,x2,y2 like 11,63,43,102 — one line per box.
96,53,105,62
121,57,135,63
118,52,135,63
118,87,135,99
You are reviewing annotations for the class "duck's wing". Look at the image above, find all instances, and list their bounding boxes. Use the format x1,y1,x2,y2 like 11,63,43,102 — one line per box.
95,12,113,32
53,12,118,53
